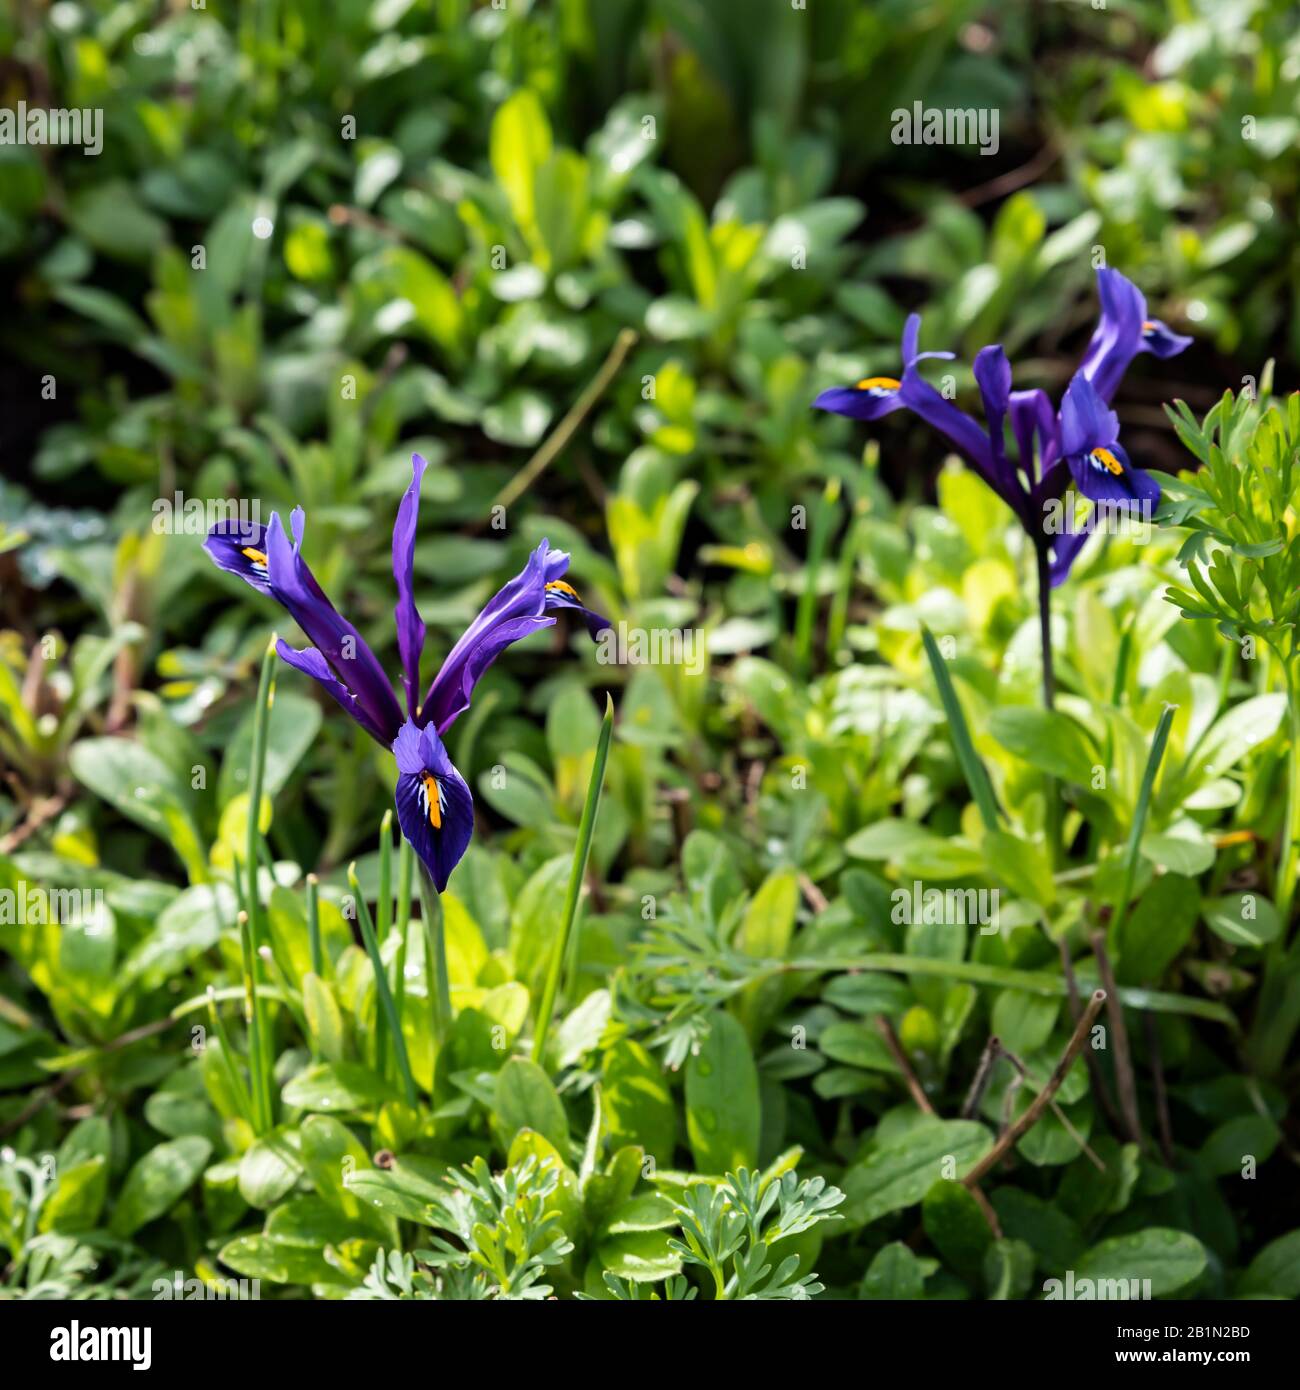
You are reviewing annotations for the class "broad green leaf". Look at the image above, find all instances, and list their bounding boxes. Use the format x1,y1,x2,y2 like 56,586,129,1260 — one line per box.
843,1119,991,1227
38,1157,108,1233
494,1057,569,1153
281,1062,400,1113
987,708,1096,785
736,869,799,958
302,973,346,1063
69,737,207,882
1116,873,1200,982
238,1130,304,1208
1239,1230,1300,1298
860,1241,927,1299
1203,893,1282,949
1069,1228,1207,1298
601,1039,676,1164
110,1136,212,1237
685,1011,760,1174
922,1179,993,1284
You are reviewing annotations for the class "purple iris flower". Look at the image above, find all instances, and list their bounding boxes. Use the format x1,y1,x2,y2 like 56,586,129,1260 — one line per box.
204,455,609,891
813,268,1191,584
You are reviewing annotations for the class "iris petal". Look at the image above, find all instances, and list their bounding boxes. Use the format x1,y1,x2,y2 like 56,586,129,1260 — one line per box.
812,384,905,422
391,720,474,892
392,454,428,720
419,539,559,734
1141,318,1193,359
544,581,611,640
263,512,404,746
1059,374,1120,459
275,640,393,744
203,520,273,594
1079,267,1145,404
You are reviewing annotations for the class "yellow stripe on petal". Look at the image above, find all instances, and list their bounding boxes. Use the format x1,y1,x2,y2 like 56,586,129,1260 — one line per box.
1090,448,1124,477
546,579,580,600
421,772,442,829
855,376,901,393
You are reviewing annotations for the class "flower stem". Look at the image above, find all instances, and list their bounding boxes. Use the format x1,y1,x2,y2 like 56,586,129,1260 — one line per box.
1275,664,1300,927
349,862,416,1106
533,695,615,1064
305,872,322,978
243,637,277,1132
417,866,452,1049
1035,543,1061,866
392,833,414,1043
1247,660,1300,1076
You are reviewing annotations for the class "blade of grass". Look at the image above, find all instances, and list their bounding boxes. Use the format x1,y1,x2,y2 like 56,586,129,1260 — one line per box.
826,502,865,661
243,636,278,1132
237,909,270,1132
373,813,393,1078
533,694,614,1063
920,625,1000,832
417,865,451,1049
205,987,255,1130
775,953,1236,1025
349,862,416,1107
306,872,322,977
1107,703,1176,953
392,833,414,1038
794,477,840,677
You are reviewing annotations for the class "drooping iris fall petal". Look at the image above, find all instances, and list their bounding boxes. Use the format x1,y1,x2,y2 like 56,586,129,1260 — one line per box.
203,519,274,593
391,719,474,893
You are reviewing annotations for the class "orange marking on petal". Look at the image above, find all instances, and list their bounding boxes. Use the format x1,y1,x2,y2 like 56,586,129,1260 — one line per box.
546,580,580,600
1091,447,1124,476
421,772,442,829
241,547,268,566
855,376,901,392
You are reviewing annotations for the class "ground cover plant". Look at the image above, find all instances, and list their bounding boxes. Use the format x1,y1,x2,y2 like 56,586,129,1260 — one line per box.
2,0,1300,1312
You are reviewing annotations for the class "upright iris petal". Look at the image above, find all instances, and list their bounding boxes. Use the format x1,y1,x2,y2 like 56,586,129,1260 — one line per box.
393,454,428,720
1009,388,1059,482
419,539,557,734
262,510,405,747
1077,267,1144,404
392,720,474,893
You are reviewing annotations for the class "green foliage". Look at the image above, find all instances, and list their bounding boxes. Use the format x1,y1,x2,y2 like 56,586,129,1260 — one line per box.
1,0,1298,1309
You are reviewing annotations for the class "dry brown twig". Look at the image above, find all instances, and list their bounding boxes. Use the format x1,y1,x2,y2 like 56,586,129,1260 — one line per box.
875,1015,1003,1239
963,989,1108,1190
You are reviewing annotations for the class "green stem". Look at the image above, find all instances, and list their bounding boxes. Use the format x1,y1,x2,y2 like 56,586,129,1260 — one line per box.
1275,664,1300,928
374,813,393,1078
794,478,840,677
205,988,255,1130
418,867,451,1048
349,863,416,1106
305,873,322,978
237,910,270,1133
1107,703,1176,953
533,695,615,1064
1035,542,1061,867
392,833,414,1043
243,636,278,1131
